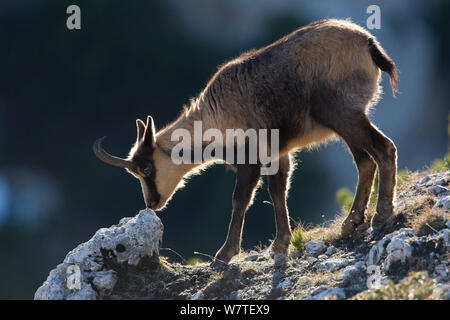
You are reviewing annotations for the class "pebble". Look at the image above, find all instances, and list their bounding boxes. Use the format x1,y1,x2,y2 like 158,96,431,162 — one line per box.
315,258,352,272
433,196,450,211
428,185,450,197
190,291,204,300
325,246,337,256
306,256,318,264
305,241,327,256
276,279,292,289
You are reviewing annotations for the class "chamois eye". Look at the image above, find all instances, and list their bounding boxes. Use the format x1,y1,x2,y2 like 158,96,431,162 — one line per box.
143,164,152,176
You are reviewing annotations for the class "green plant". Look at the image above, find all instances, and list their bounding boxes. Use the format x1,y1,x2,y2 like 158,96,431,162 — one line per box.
431,152,450,172
186,257,205,266
290,224,310,253
336,188,354,212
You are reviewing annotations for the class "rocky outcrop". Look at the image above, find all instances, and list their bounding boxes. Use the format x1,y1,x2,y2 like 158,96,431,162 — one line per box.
34,171,449,300
34,209,163,300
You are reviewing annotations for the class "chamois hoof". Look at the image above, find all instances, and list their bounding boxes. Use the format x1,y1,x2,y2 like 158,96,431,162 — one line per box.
370,207,393,231
270,243,289,257
341,217,364,238
210,259,228,270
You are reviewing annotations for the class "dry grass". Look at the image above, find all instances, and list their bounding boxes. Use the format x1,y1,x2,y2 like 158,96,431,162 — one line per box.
287,269,343,299
302,215,346,245
411,205,449,236
290,168,448,248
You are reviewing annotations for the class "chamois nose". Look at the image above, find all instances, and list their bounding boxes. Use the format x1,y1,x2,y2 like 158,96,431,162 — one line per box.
149,200,158,210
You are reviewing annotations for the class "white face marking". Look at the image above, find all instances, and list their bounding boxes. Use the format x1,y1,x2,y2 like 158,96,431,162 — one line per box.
152,147,193,210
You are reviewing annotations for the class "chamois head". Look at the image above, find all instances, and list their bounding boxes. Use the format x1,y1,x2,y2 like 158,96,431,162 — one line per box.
94,116,186,211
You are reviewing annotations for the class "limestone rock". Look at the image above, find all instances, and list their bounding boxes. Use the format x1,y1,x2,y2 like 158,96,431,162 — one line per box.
305,241,327,256
34,209,163,300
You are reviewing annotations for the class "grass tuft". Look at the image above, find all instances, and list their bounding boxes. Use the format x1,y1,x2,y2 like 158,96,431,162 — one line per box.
290,224,311,253
186,257,206,266
411,206,449,236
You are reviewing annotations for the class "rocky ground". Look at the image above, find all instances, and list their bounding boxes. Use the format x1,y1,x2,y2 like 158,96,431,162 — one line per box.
35,169,449,300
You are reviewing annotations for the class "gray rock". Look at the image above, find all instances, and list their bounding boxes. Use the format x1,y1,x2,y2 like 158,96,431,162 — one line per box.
229,289,245,300
415,176,431,186
342,261,366,286
33,265,67,300
415,172,449,188
439,229,450,247
318,254,328,260
367,274,390,289
306,256,318,265
433,196,450,211
367,228,414,267
305,241,327,256
433,283,450,300
315,258,352,272
308,285,327,296
434,178,447,187
308,287,346,300
325,246,337,256
428,185,450,197
92,270,117,293
295,260,309,270
383,235,413,273
66,285,97,300
273,253,287,268
434,264,449,281
245,254,259,262
34,209,163,300
190,291,205,300
276,279,292,289
367,237,389,266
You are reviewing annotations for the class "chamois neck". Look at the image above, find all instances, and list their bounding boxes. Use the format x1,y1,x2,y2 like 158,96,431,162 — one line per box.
155,99,204,155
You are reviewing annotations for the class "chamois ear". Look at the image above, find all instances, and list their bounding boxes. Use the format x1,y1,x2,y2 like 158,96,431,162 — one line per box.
143,115,156,146
136,119,146,141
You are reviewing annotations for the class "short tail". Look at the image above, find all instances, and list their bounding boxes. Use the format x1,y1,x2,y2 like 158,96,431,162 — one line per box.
368,37,398,97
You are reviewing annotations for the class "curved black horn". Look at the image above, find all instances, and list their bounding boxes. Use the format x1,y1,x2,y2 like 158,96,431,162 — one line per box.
93,137,133,169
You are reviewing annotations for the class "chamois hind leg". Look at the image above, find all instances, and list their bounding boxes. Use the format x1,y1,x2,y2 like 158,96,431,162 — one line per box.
341,145,377,236
267,155,293,255
365,127,397,231
314,111,397,232
212,164,261,267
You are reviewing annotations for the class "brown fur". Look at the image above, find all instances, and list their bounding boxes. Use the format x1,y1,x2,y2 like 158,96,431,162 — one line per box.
99,19,399,265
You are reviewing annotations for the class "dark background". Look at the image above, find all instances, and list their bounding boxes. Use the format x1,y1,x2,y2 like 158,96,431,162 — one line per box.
0,0,448,299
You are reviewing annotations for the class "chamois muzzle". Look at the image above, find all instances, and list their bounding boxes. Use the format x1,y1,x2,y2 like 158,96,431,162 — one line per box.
93,137,133,169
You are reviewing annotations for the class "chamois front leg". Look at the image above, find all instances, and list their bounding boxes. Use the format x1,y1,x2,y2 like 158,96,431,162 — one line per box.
212,164,261,267
267,155,293,256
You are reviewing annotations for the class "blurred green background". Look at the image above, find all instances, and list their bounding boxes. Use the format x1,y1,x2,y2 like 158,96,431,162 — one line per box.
0,0,448,299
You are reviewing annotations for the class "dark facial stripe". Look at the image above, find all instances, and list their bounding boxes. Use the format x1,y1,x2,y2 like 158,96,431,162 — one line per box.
144,175,160,207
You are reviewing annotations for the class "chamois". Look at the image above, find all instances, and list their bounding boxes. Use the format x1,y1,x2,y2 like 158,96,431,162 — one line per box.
94,19,399,266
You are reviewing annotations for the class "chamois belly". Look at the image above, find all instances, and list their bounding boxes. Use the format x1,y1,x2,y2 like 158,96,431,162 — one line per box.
283,123,336,154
